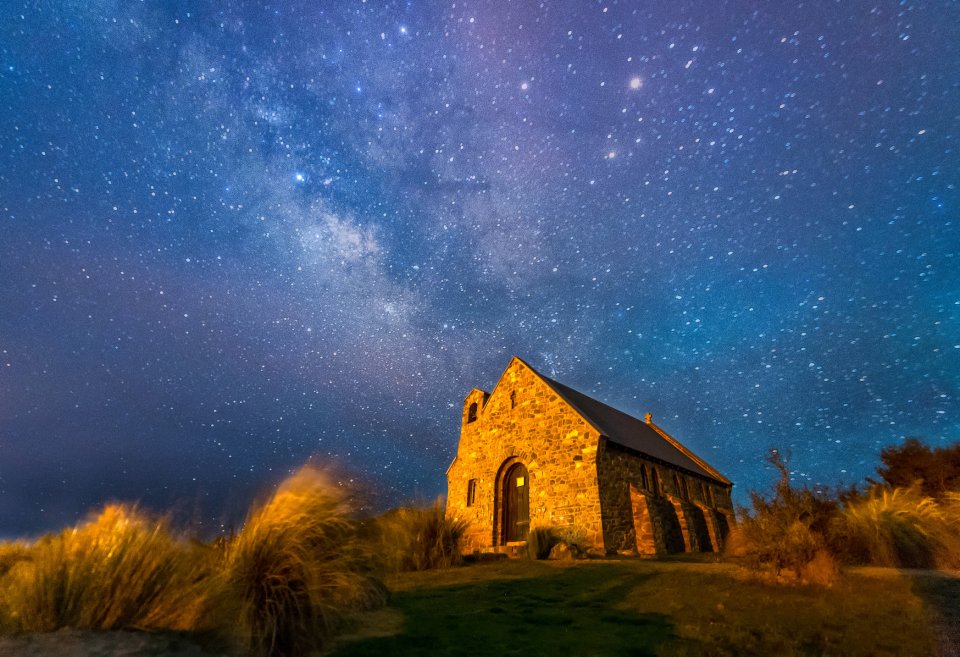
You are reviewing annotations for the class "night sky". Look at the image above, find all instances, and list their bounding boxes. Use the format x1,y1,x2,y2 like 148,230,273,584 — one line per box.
2,1,958,538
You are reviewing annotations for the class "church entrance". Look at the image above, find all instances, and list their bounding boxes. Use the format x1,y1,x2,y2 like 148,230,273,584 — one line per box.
501,462,530,542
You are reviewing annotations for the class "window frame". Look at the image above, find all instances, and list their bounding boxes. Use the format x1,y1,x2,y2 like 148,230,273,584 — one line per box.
466,478,477,507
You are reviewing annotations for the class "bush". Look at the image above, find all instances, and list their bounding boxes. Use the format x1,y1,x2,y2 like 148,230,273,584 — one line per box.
376,501,469,572
878,438,960,499
733,450,840,583
220,466,386,657
0,505,211,634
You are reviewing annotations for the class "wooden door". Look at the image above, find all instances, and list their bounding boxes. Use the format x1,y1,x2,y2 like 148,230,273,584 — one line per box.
502,463,530,542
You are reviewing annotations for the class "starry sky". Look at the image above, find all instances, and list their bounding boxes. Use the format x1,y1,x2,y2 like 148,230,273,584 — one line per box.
1,1,958,537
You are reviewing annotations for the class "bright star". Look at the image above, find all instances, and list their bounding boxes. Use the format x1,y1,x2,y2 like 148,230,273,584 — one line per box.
629,77,642,90
294,173,305,183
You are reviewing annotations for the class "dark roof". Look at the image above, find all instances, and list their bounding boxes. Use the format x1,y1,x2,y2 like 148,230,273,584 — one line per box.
522,360,730,485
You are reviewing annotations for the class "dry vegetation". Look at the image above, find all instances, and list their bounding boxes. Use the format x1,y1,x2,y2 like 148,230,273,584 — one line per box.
2,438,959,655
216,468,387,656
374,500,468,573
0,505,212,634
732,444,960,583
0,467,467,656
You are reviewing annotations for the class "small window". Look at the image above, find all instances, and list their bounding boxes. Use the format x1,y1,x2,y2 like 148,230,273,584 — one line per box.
640,465,649,491
699,481,708,502
466,479,477,506
651,468,661,497
674,473,689,500
510,390,516,409
467,402,478,423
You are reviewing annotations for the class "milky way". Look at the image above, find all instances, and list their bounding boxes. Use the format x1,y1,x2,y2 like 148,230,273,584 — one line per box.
1,1,958,536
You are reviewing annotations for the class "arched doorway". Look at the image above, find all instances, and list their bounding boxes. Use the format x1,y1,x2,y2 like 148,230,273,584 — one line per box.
501,462,530,543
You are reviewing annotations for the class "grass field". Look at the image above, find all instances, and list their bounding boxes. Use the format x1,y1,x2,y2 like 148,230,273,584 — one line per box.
331,559,950,657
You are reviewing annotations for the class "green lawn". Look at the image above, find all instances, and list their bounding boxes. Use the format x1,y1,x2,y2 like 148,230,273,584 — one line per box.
331,559,945,657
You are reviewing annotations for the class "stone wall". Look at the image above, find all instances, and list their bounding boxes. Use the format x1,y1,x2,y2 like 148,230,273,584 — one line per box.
598,440,734,554
446,358,605,552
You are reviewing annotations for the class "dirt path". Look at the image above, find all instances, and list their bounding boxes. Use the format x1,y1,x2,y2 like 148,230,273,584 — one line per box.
0,629,231,657
909,570,960,657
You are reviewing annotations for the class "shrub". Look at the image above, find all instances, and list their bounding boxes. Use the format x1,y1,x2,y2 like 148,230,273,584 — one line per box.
376,501,469,572
0,505,211,634
831,485,960,569
219,466,386,657
733,450,840,583
878,437,960,499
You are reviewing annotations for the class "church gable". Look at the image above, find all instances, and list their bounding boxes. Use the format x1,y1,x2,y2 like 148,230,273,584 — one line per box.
447,357,603,551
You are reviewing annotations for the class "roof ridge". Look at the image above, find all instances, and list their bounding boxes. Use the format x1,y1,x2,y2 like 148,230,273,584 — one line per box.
646,420,731,485
515,357,729,486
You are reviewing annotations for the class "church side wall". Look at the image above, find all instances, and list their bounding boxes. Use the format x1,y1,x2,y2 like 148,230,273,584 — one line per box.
597,440,734,554
446,361,606,552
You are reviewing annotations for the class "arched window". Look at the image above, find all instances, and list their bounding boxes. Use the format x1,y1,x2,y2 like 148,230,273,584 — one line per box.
640,464,649,491
699,481,708,502
466,479,477,507
510,390,517,409
674,473,689,500
651,468,661,497
467,402,478,423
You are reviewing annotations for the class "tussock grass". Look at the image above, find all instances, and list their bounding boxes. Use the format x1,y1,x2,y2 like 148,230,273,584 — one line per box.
376,501,468,572
0,543,30,579
219,466,386,657
0,505,211,634
0,464,398,655
525,527,560,560
832,486,960,569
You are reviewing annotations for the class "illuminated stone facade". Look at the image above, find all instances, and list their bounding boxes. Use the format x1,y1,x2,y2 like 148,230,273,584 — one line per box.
446,357,734,555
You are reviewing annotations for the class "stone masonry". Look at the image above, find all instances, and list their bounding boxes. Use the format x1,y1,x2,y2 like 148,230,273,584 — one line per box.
446,357,735,555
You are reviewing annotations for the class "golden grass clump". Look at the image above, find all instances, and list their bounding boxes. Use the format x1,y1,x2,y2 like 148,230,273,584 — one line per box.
219,466,386,657
0,504,211,634
376,501,469,572
832,486,960,569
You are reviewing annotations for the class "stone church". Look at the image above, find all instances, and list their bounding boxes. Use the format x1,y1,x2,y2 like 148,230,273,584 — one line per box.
446,357,734,555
